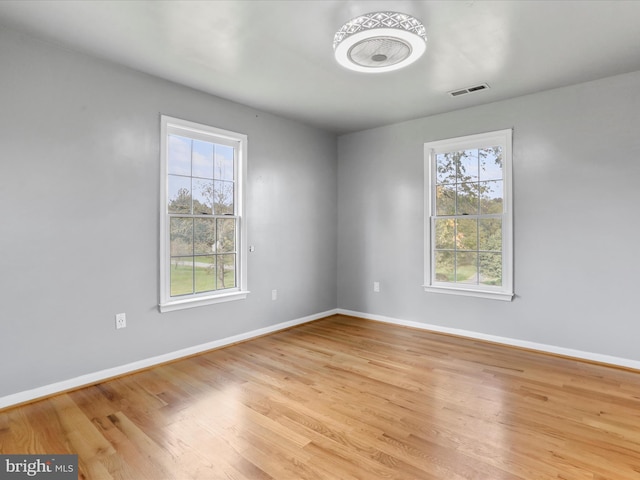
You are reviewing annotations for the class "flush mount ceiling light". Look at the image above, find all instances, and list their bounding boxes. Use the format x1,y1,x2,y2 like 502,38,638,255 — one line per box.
333,11,427,73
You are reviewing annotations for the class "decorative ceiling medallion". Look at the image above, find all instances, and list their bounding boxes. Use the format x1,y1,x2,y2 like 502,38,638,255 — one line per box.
333,11,427,73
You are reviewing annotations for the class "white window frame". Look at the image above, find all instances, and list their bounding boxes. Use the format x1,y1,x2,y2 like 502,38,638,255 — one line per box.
159,115,248,312
424,129,513,301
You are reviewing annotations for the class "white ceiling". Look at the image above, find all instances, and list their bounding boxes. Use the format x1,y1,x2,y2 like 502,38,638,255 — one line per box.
2,0,640,134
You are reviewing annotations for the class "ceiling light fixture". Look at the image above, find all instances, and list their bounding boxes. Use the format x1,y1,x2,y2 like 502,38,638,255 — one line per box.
333,11,427,73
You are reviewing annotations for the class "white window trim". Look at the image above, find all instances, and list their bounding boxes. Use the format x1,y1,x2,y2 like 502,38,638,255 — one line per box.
159,115,249,312
423,129,514,301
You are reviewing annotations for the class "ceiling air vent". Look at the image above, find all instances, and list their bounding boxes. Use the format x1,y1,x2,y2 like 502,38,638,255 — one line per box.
448,83,490,97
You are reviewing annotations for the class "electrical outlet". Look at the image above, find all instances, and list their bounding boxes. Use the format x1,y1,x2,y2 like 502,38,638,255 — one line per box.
272,289,278,300
373,282,380,292
115,313,126,329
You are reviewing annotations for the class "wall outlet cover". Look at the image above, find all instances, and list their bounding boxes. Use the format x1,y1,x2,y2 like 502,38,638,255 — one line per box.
115,313,126,329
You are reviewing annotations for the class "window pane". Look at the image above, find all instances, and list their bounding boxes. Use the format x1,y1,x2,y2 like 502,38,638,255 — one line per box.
479,253,502,286
436,184,455,216
480,180,503,214
434,251,454,282
479,146,503,181
195,255,216,293
192,140,214,179
215,144,234,181
479,218,502,252
456,252,477,284
194,218,216,255
193,178,213,215
217,218,235,253
168,175,191,214
435,218,455,249
170,218,193,256
456,218,478,250
456,182,479,215
213,180,234,215
168,135,191,175
458,149,478,182
436,153,456,185
218,254,236,289
170,257,193,296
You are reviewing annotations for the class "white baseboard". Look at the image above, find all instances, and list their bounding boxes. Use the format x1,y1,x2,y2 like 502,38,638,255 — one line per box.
0,309,339,410
337,309,640,371
4,307,638,410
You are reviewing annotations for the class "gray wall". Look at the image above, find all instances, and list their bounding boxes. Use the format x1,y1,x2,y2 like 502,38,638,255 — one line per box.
0,28,337,398
337,69,640,361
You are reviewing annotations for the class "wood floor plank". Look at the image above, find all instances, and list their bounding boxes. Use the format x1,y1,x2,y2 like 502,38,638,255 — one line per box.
3,314,640,479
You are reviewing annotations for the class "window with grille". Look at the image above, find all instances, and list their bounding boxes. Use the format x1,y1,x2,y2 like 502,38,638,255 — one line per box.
160,116,248,312
424,129,513,301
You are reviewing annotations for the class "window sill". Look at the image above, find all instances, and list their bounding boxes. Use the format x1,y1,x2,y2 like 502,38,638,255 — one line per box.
159,290,250,312
423,285,513,302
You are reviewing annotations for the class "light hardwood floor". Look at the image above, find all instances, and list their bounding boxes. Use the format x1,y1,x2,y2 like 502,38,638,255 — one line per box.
2,314,640,479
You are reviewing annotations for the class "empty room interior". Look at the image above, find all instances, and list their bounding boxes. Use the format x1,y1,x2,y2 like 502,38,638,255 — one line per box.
2,1,640,478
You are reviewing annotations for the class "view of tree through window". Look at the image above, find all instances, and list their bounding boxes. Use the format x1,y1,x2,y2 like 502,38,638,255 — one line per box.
433,146,504,286
425,128,513,301
167,134,237,297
